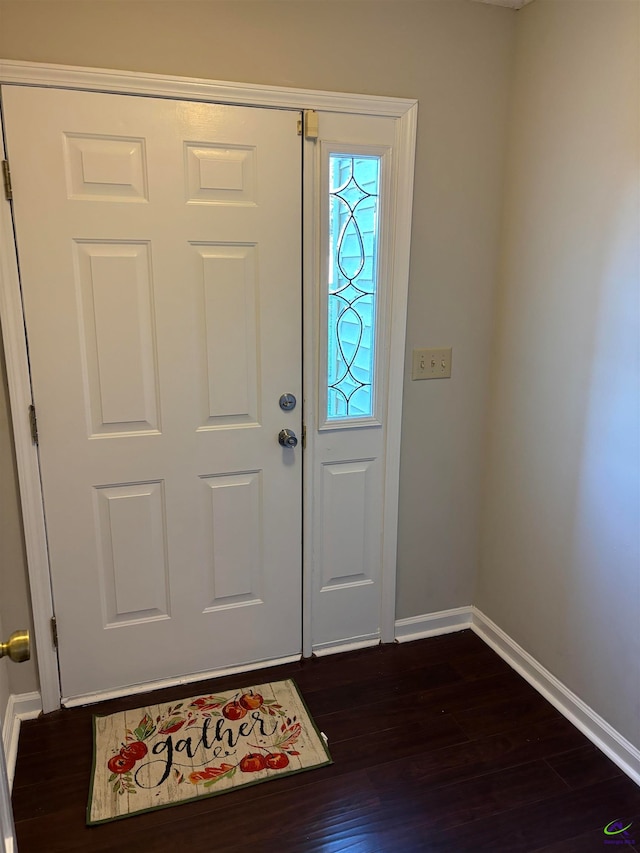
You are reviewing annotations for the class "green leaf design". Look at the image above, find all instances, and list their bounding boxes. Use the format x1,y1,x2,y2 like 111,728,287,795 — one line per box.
108,772,117,783
133,712,156,741
202,766,236,787
188,694,229,710
159,715,185,734
271,722,302,750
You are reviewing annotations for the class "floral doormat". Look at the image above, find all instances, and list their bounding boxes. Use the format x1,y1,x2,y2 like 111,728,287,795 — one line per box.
87,678,331,824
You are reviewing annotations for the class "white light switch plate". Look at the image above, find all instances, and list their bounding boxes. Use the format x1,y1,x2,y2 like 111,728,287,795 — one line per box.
412,347,452,380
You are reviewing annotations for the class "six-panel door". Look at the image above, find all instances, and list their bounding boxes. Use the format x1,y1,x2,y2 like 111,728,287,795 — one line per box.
2,86,302,700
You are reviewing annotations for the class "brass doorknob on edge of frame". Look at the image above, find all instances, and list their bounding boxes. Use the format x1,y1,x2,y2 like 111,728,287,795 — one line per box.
0,629,30,663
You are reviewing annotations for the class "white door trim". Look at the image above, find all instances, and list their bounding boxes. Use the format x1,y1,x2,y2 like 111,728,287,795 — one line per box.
379,105,417,643
0,131,60,714
0,59,417,711
0,59,415,117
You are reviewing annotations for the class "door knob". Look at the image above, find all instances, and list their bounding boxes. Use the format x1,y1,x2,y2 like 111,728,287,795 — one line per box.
0,629,30,663
278,429,298,448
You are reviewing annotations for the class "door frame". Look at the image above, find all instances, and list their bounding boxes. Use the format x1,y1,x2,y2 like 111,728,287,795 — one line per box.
0,59,417,712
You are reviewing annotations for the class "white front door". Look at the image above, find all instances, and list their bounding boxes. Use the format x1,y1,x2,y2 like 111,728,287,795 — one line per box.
2,86,302,701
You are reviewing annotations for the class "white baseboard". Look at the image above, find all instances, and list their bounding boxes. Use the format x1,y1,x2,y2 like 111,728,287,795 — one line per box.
471,608,640,787
393,606,640,787
395,606,472,642
2,692,41,789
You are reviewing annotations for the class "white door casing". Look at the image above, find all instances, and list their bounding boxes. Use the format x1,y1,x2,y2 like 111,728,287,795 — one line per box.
0,60,417,711
2,86,302,701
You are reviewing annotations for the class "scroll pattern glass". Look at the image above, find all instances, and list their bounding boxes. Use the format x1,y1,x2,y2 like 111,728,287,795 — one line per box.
327,155,380,420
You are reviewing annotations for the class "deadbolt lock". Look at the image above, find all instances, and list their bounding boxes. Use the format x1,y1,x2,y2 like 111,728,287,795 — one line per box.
279,393,297,411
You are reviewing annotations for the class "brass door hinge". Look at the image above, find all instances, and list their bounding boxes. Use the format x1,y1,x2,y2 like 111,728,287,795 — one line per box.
51,617,58,650
297,110,319,141
302,423,307,450
29,404,38,445
2,160,12,201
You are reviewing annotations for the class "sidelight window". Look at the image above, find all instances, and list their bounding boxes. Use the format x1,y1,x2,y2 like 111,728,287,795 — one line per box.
326,154,381,422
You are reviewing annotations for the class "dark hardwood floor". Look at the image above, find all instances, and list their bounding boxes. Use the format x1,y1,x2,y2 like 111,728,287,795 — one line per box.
12,630,640,852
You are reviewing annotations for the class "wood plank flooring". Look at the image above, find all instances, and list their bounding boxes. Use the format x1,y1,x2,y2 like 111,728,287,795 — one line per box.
12,631,640,852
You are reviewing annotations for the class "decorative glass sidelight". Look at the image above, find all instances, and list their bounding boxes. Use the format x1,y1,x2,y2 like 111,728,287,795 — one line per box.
326,154,381,421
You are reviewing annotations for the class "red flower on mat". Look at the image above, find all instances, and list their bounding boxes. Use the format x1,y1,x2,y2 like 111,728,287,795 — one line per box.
121,741,148,761
239,691,264,711
107,753,136,774
222,701,247,721
239,753,267,773
265,752,289,770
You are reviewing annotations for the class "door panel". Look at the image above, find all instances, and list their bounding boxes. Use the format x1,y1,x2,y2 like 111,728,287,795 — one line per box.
2,86,302,700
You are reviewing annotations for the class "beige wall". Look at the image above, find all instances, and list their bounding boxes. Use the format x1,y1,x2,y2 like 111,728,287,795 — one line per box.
0,612,9,731
477,0,640,747
0,0,516,697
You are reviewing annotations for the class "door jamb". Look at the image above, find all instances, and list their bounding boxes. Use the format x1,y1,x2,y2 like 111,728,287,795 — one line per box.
0,59,417,711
